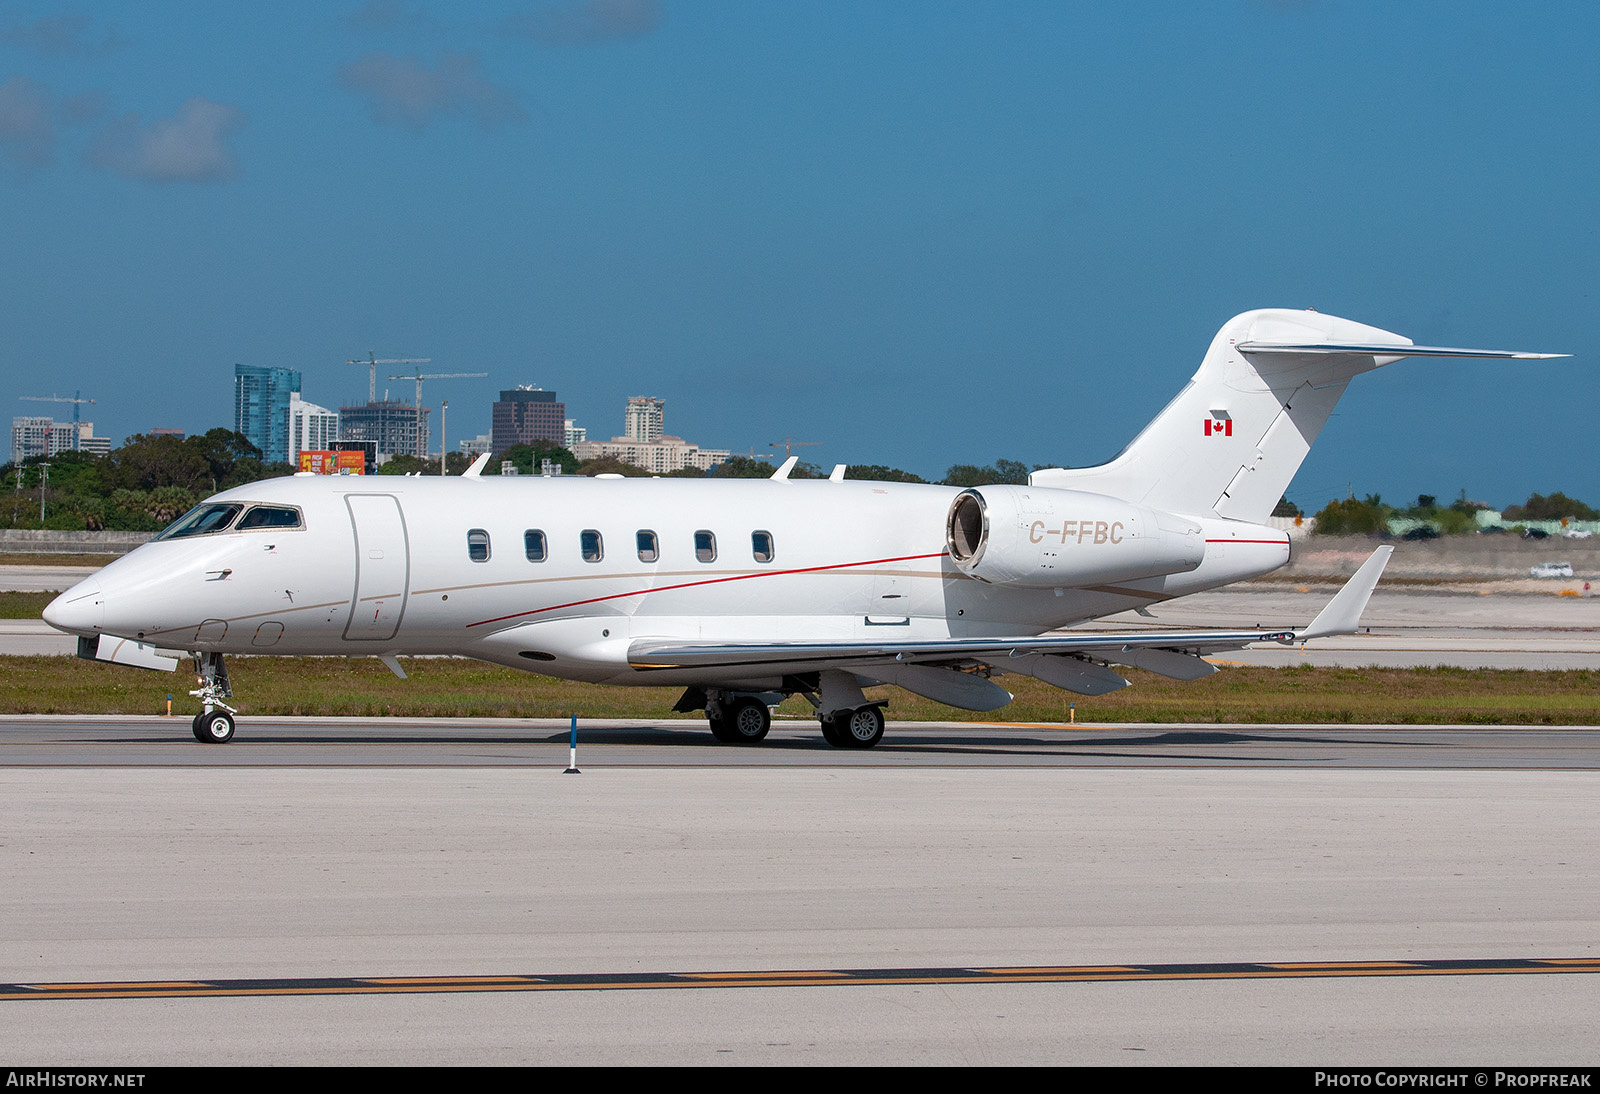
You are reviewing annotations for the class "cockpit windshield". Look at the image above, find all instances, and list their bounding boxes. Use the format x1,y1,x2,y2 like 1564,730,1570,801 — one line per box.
153,503,244,541
236,505,303,530
153,503,304,541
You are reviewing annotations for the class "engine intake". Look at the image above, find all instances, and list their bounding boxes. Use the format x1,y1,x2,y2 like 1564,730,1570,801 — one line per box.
945,485,1203,587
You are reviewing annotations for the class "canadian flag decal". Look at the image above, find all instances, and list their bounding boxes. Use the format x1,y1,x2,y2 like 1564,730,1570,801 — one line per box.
1204,414,1233,437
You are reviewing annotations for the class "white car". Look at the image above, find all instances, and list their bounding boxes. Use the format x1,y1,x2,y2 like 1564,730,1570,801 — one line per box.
1530,561,1576,579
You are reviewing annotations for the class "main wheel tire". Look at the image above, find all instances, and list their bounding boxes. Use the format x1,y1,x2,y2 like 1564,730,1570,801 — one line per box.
841,705,885,749
727,698,771,743
819,715,845,747
195,710,236,744
708,713,739,743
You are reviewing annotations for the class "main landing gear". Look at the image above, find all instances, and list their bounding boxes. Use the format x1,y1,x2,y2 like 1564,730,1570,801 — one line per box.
689,685,887,749
188,652,238,744
706,694,772,744
819,704,886,749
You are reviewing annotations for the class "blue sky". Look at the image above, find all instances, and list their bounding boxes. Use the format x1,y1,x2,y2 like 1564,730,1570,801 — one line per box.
1,1,1594,511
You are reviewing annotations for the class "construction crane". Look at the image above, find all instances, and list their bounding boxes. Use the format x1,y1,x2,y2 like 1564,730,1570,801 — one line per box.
769,436,821,459
348,353,430,404
388,370,487,458
20,392,95,451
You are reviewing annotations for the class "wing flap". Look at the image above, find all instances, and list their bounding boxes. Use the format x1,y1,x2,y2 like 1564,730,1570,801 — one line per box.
629,547,1394,686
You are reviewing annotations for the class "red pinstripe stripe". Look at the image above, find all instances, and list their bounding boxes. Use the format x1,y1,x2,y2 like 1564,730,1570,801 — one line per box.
466,551,949,628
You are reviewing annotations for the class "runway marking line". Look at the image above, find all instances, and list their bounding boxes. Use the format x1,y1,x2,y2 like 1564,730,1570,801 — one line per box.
5,958,1599,1002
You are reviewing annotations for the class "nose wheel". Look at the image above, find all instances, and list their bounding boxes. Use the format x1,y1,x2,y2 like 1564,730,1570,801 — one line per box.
192,710,236,744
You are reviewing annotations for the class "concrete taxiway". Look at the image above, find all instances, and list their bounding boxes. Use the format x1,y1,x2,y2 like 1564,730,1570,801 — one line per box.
1,756,1597,1065
5,560,1600,1063
2,717,1599,1065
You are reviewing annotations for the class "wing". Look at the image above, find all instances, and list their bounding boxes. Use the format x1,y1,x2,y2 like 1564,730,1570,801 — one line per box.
629,547,1393,706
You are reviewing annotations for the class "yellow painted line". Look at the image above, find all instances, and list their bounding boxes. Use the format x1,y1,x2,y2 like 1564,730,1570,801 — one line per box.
976,965,1138,975
681,970,852,981
362,976,536,985
1264,961,1417,970
6,958,1597,1002
25,980,212,991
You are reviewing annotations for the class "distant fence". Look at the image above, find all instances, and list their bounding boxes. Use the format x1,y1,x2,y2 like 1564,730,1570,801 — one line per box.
1281,535,1600,579
0,530,153,555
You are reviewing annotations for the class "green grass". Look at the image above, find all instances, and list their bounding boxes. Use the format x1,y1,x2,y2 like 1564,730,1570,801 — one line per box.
0,591,55,619
0,554,119,567
1,655,1596,724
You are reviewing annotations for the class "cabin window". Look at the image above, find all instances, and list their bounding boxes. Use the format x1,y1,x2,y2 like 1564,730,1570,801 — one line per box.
752,530,774,563
581,530,604,562
153,503,243,541
694,530,716,563
237,505,303,531
637,530,659,563
524,530,546,562
467,529,491,562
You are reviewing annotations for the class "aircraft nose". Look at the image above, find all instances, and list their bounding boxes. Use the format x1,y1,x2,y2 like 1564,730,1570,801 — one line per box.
42,578,104,636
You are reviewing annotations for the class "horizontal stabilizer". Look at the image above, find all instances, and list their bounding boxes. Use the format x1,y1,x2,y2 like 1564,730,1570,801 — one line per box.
1297,546,1393,642
1237,341,1567,360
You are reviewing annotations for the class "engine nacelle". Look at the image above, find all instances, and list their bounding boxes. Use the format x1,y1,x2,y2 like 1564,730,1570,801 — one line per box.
945,485,1204,587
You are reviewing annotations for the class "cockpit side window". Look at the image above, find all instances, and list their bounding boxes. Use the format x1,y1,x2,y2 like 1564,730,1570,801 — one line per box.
236,505,304,531
153,503,244,541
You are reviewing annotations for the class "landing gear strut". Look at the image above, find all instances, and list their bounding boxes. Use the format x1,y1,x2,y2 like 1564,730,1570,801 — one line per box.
189,652,237,744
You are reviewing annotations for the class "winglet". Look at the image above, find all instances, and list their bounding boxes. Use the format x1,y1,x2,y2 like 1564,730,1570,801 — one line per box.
1296,546,1393,642
770,455,799,481
463,453,491,478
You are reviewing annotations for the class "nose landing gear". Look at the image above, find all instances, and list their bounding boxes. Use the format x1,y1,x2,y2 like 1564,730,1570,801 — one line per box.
188,653,238,744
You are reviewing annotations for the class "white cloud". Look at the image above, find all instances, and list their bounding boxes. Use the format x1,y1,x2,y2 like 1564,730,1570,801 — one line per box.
0,75,55,169
345,1,436,33
501,0,662,45
0,12,126,56
337,50,525,129
89,98,246,183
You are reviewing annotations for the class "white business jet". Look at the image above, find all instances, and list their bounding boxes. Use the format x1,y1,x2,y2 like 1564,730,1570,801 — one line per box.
43,309,1561,746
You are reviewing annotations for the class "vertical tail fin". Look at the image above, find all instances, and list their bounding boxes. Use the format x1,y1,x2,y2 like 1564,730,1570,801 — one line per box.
1030,309,1562,523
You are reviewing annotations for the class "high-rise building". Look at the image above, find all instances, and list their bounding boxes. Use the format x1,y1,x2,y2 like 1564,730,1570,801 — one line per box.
339,400,429,462
571,397,731,474
490,386,565,455
564,419,587,449
75,421,110,455
287,394,339,466
11,417,67,466
9,417,105,465
623,397,664,443
234,364,301,465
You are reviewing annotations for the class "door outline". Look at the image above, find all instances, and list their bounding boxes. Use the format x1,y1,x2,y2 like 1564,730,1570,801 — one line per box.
344,494,410,641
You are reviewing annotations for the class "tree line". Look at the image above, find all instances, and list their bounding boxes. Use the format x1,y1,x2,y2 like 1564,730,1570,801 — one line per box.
12,431,1584,538
1,431,1046,532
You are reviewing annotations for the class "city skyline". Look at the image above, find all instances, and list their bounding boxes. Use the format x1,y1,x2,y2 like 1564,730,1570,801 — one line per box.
1,3,1595,508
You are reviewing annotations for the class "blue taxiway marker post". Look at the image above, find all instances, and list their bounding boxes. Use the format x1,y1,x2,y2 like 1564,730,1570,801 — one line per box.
564,714,580,774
